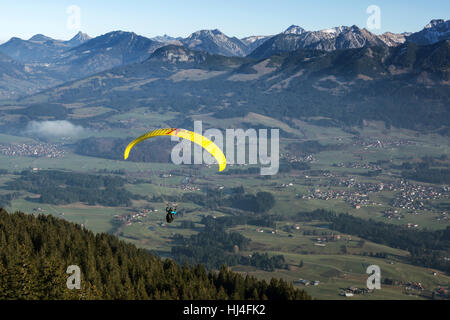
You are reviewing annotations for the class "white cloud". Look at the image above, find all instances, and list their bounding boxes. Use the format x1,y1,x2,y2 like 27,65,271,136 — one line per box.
26,120,84,137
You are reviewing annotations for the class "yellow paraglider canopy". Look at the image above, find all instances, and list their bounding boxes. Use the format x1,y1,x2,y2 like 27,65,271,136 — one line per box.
124,128,227,172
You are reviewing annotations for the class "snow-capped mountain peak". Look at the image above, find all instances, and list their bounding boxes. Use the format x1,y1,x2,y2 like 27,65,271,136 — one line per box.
283,25,306,35
321,28,337,34
407,19,450,45
425,19,446,29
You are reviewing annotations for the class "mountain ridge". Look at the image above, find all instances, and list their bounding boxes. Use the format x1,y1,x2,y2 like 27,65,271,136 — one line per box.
249,20,449,59
0,31,92,63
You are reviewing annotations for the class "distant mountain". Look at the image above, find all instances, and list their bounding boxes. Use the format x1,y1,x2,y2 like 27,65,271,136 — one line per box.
28,34,55,43
65,31,92,47
0,31,164,98
49,31,165,79
0,32,91,63
407,19,450,45
0,36,63,63
283,25,306,35
249,25,386,59
65,31,162,63
181,29,249,56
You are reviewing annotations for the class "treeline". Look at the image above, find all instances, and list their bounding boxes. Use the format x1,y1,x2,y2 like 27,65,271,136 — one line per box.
11,103,69,120
181,187,276,213
6,170,138,207
230,192,276,213
240,253,288,272
171,216,287,272
171,216,251,269
402,168,450,184
96,169,126,175
293,209,337,222
295,209,450,273
0,209,310,300
359,169,382,177
394,156,450,184
279,161,311,172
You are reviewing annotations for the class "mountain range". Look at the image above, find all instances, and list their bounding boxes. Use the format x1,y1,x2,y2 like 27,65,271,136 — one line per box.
250,20,450,59
0,19,448,132
2,19,447,66
0,31,91,63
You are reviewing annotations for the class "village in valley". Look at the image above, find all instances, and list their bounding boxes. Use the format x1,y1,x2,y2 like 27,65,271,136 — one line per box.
0,143,65,158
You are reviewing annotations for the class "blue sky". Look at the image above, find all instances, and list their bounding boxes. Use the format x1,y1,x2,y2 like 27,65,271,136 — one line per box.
0,0,448,42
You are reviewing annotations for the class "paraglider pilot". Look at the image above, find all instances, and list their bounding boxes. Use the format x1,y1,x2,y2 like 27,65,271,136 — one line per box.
166,205,177,223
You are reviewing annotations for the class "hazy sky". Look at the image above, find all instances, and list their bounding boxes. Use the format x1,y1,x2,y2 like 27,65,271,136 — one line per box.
0,0,448,42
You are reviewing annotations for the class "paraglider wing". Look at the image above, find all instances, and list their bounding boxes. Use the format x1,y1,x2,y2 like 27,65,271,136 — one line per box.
123,128,227,172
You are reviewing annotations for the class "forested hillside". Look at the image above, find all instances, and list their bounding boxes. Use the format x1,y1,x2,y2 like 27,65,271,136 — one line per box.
0,209,311,300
